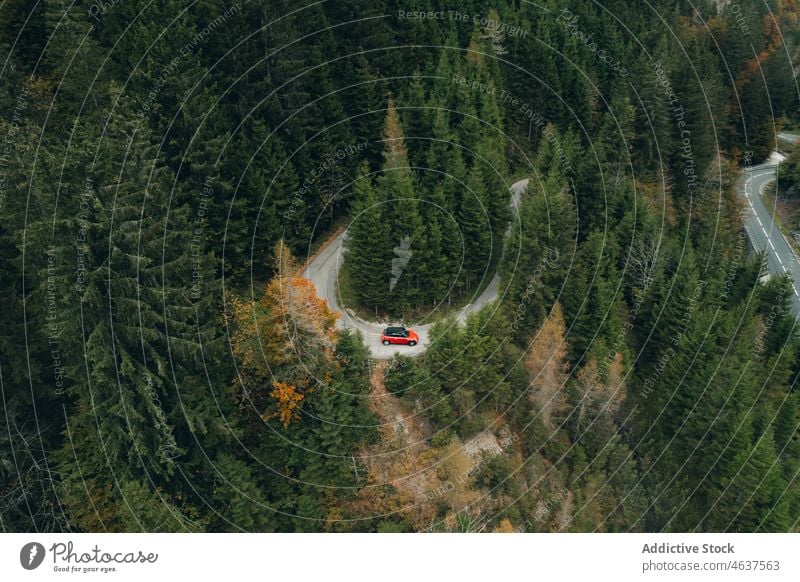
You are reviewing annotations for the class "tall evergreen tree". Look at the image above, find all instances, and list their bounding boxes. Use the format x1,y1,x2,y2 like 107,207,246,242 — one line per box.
345,166,391,312
376,100,425,313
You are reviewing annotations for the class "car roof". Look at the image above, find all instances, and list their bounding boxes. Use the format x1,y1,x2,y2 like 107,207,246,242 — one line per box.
384,326,407,333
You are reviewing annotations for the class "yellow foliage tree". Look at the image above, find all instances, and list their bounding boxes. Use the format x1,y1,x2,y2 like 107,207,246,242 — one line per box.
573,353,626,435
493,518,515,533
525,302,569,430
381,99,408,169
268,381,306,428
230,241,339,427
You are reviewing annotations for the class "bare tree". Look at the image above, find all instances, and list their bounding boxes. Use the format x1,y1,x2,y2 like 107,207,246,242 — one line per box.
627,235,663,292
479,9,509,57
454,508,487,533
0,421,69,532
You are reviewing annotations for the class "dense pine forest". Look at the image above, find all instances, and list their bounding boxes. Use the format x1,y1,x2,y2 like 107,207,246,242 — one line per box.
2,0,800,533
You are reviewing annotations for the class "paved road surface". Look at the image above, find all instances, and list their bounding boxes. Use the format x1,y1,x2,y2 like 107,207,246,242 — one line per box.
778,132,799,147
739,151,800,315
303,178,529,357
307,140,800,354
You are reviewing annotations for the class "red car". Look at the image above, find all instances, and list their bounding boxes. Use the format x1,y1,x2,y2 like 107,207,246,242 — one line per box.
381,326,418,346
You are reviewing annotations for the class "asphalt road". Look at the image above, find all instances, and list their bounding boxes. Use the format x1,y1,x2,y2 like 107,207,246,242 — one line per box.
303,178,530,357
739,153,800,315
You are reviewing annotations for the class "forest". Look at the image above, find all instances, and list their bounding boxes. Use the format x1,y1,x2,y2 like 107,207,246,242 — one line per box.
1,0,800,533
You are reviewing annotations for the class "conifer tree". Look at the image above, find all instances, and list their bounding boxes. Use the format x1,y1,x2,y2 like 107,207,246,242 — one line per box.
344,167,391,312
376,101,424,313
401,72,430,169
458,164,492,293
501,164,575,335
338,51,385,168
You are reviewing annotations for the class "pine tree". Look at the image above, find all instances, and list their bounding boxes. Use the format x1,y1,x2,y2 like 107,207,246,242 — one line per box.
48,98,233,530
458,163,491,293
641,244,700,366
500,167,575,335
401,72,430,169
385,357,453,429
563,230,622,364
337,51,385,168
714,429,790,532
475,137,510,249
344,166,391,312
376,101,424,313
425,104,455,191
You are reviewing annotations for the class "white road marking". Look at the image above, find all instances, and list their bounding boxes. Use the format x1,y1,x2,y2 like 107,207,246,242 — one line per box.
741,159,800,305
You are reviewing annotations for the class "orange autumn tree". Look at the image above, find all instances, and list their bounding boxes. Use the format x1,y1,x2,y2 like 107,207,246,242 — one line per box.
525,302,570,431
732,1,799,95
269,381,306,428
229,240,339,427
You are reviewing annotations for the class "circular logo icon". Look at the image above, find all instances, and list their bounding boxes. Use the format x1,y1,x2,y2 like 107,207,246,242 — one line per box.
20,542,46,570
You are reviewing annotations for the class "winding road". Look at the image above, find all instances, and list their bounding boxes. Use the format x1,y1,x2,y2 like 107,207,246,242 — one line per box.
303,178,529,357
307,136,800,357
738,134,800,315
